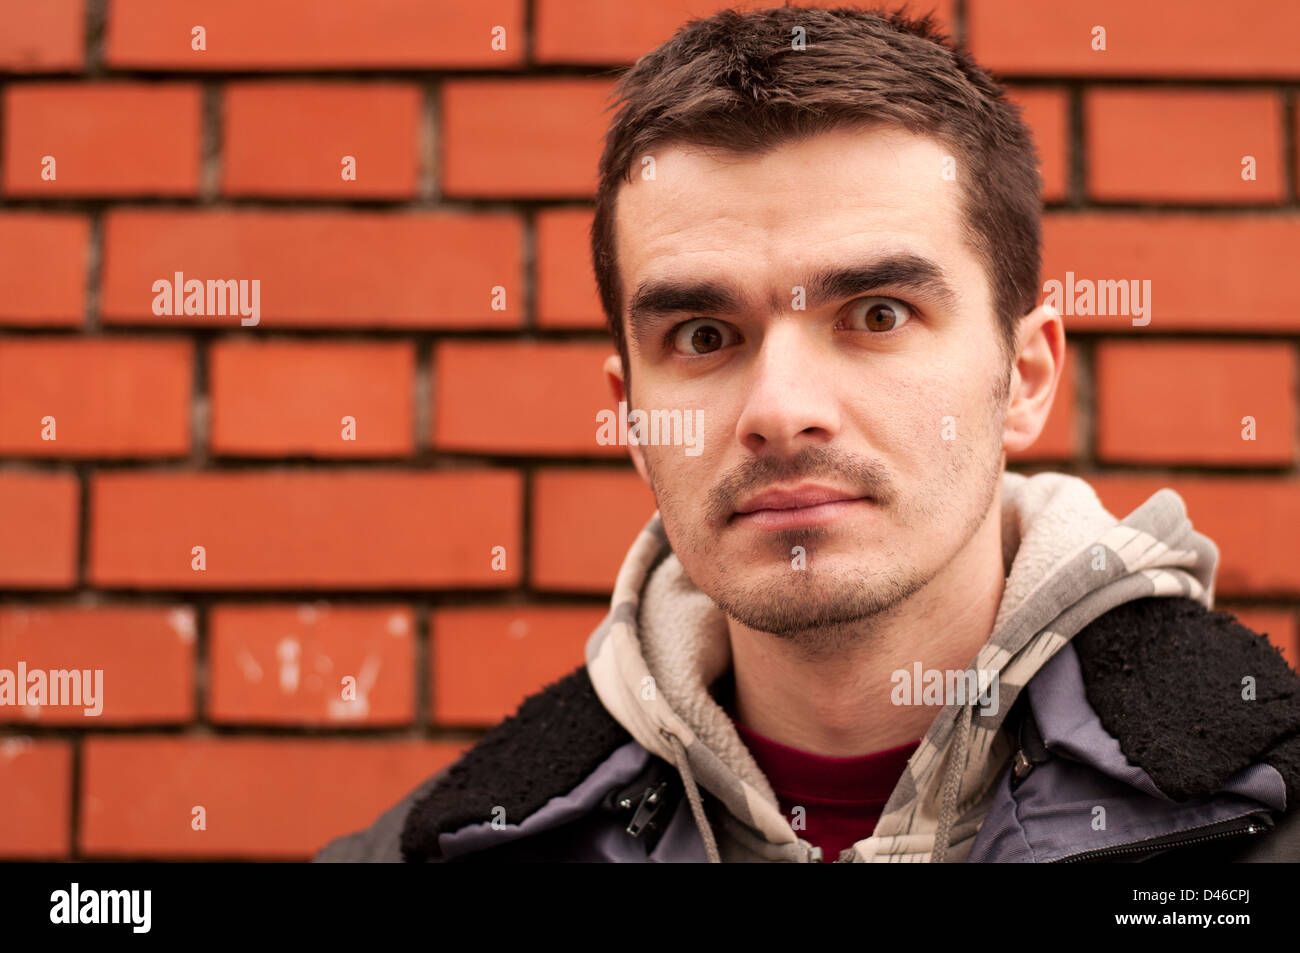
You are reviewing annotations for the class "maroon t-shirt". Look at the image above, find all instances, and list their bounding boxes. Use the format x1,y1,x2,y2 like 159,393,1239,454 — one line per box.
717,677,920,862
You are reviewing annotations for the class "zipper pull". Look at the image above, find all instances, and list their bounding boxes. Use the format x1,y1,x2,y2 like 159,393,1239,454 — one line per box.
623,781,668,837
1011,703,1048,789
1012,748,1034,781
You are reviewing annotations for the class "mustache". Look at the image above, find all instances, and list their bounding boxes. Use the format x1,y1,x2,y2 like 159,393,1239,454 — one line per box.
703,446,894,526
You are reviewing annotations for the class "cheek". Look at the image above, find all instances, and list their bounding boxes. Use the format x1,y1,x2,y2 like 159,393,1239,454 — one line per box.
638,424,710,489
640,386,735,462
846,373,945,453
845,370,992,479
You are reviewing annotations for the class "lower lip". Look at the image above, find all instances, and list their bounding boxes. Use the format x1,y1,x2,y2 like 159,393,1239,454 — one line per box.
732,497,874,530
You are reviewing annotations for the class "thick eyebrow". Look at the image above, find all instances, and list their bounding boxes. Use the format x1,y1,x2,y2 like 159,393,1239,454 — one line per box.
626,253,959,348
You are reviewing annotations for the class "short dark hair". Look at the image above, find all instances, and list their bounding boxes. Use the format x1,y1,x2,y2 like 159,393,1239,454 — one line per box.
590,5,1042,390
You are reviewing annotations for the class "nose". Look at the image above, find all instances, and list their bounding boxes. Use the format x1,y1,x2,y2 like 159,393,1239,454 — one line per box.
734,320,840,457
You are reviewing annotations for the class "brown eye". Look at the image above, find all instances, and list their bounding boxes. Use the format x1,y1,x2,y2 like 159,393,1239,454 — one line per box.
845,297,913,332
672,319,737,355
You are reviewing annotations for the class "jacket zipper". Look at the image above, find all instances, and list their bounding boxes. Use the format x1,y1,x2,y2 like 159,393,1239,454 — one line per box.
1051,811,1274,863
1010,704,1276,863
621,781,669,837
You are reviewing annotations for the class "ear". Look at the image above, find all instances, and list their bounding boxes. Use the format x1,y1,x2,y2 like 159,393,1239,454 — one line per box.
603,353,651,484
1002,303,1066,454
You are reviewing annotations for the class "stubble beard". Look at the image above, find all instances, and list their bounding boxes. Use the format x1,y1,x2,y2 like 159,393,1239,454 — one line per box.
645,366,1011,661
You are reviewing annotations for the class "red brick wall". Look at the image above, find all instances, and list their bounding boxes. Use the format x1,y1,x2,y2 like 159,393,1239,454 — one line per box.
0,0,1297,859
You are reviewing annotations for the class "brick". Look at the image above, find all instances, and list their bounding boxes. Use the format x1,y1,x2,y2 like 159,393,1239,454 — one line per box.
0,471,78,587
208,604,414,725
100,210,523,329
0,214,86,327
1089,476,1300,595
1041,214,1300,332
1095,341,1294,465
431,605,604,725
89,470,521,589
441,79,613,197
105,0,524,70
1006,345,1078,462
534,0,955,64
222,82,421,198
0,606,194,724
0,338,191,457
433,341,620,456
2,83,200,196
0,0,82,72
536,207,605,328
80,737,468,858
531,468,656,591
1086,89,1283,203
209,340,413,457
1225,607,1299,672
968,0,1300,77
0,738,70,857
1006,86,1068,203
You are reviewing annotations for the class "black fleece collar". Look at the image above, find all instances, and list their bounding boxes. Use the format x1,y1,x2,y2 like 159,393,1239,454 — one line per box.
400,665,630,861
1072,597,1300,805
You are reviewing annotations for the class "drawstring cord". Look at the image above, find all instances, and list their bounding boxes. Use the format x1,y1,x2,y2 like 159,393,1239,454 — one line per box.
931,703,973,863
663,729,722,863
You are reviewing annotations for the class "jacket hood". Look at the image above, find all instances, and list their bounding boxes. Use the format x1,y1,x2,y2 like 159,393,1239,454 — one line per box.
585,470,1220,862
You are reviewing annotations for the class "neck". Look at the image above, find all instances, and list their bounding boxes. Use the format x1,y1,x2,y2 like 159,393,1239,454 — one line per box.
727,493,1006,757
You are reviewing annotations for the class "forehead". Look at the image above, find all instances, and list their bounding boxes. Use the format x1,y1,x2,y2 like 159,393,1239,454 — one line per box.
614,126,983,307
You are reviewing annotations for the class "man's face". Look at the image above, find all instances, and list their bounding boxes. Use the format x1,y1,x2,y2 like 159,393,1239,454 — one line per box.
611,126,1013,647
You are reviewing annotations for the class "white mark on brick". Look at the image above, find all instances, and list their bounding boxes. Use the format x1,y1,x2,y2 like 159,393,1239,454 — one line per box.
237,650,263,683
168,608,197,643
277,637,300,693
0,737,32,761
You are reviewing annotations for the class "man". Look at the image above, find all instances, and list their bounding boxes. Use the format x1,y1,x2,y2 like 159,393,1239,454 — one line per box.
317,6,1300,863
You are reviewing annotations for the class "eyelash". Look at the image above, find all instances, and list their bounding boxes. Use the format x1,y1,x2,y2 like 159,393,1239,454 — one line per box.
664,294,920,355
